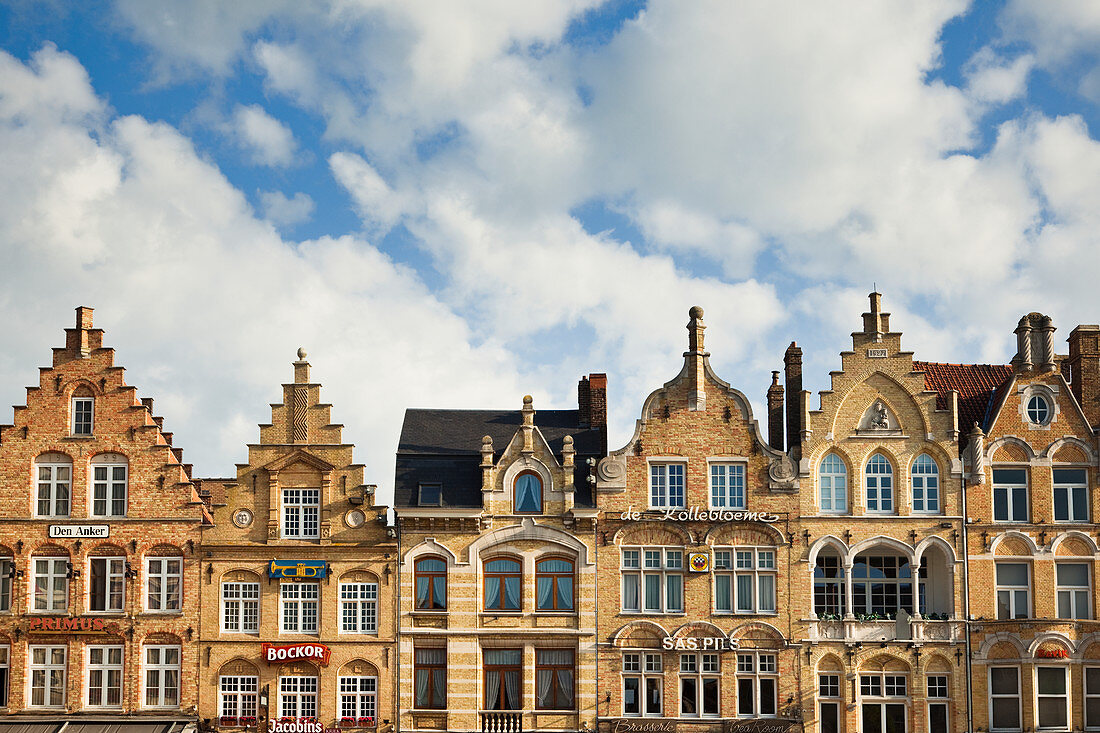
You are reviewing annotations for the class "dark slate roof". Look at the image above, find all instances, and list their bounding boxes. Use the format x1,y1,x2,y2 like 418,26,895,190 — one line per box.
912,361,1014,447
395,408,605,509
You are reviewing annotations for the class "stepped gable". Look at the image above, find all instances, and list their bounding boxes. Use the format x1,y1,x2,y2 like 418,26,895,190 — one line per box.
913,361,1013,447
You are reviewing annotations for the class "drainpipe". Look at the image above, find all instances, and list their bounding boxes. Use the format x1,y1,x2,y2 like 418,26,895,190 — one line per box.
961,466,974,732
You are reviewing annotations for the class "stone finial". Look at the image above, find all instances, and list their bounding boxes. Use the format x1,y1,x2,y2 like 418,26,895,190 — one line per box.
562,434,575,468
297,347,308,360
685,306,708,412
293,348,310,384
521,396,535,453
862,291,890,337
481,435,494,491
968,422,986,485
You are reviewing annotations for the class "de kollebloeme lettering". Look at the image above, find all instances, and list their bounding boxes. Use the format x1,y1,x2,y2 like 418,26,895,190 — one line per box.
618,505,780,523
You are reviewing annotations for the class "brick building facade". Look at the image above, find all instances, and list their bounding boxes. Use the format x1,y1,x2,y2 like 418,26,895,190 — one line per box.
594,307,803,731
0,307,206,733
196,351,397,733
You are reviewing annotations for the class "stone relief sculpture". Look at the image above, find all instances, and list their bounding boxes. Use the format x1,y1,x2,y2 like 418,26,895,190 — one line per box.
870,400,890,429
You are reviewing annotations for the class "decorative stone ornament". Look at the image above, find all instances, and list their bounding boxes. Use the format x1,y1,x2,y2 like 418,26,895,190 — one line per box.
345,509,366,528
232,508,253,528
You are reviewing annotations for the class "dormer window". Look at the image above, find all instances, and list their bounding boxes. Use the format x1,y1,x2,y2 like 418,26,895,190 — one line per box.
72,397,93,436
418,483,442,507
514,472,542,514
1027,395,1050,425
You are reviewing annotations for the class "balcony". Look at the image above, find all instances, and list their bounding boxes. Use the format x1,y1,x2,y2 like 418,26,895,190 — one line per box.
808,617,964,643
480,711,522,732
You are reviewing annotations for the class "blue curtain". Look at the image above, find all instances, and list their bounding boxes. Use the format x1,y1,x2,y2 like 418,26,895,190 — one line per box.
515,474,541,512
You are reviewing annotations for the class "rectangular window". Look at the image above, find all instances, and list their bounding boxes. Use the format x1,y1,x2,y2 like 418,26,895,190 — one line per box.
709,463,745,509
536,649,575,710
146,558,182,612
484,649,522,711
928,675,949,733
340,582,378,634
715,547,776,614
622,653,663,717
993,468,1028,523
91,464,127,517
144,646,180,708
222,582,260,633
338,676,376,721
417,482,442,507
1086,667,1100,730
679,653,719,717
1053,467,1088,522
1036,667,1068,730
72,397,93,435
860,673,908,733
853,555,914,616
279,676,317,719
736,652,777,718
0,646,8,707
819,674,841,733
89,558,125,612
29,645,66,708
280,583,319,634
995,563,1030,620
36,462,71,517
989,667,1020,732
814,555,845,616
1056,562,1090,619
87,645,123,708
622,547,683,613
33,557,68,612
414,648,446,709
0,559,12,612
220,676,258,720
282,488,320,539
650,463,685,509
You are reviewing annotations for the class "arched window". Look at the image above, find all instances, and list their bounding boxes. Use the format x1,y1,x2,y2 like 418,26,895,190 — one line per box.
819,454,847,514
35,453,72,518
90,453,127,518
813,552,845,617
415,557,446,610
865,454,894,513
514,472,543,514
911,455,940,514
484,557,521,611
536,557,574,611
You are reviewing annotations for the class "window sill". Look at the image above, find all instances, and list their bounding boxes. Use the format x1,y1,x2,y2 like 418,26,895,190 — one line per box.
533,610,576,616
620,611,687,616
411,610,448,615
87,611,126,616
65,435,95,440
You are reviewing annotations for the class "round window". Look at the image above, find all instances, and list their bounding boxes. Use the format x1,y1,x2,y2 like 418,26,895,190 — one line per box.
1026,395,1050,424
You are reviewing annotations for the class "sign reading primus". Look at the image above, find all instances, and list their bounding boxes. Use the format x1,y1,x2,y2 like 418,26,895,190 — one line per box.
619,506,780,523
49,525,109,538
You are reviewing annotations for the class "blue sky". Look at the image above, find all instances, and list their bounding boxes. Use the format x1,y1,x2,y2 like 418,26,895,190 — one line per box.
1,1,1099,502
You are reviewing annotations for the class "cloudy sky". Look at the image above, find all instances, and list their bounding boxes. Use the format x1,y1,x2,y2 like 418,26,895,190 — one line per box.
1,1,1099,502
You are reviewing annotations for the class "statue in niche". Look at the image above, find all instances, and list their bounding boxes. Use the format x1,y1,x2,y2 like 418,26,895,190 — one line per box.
870,401,890,430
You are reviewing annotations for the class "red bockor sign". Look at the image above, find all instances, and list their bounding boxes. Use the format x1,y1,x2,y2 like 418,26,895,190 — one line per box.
261,643,331,666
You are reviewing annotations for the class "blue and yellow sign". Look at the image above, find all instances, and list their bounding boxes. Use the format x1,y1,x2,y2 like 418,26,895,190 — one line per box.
269,560,329,579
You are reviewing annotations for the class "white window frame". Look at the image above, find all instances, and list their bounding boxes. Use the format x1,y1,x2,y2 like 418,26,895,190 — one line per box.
995,562,1030,620
1027,394,1051,425
282,488,320,539
28,645,67,709
90,460,127,518
35,459,72,517
88,557,125,613
993,468,1029,523
143,645,181,709
735,652,778,718
145,557,182,613
219,675,258,720
678,653,720,718
86,645,123,709
0,645,8,707
989,666,1021,733
338,675,377,721
714,547,776,614
1053,467,1089,522
927,675,950,733
1055,562,1090,620
819,454,847,514
340,582,378,634
708,462,745,509
858,673,909,733
221,581,260,633
72,397,93,436
280,582,319,634
819,673,842,733
1085,666,1100,731
0,558,12,613
32,557,68,612
622,652,663,717
649,461,686,509
279,675,318,719
911,454,940,514
1035,666,1069,731
865,454,894,514
621,547,683,614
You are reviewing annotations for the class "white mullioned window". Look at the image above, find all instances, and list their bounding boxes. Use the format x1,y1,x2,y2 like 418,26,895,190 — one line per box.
91,456,127,517
736,652,778,718
32,557,68,612
993,468,1028,523
1056,562,1090,619
340,582,378,633
219,676,258,720
649,463,685,509
146,557,182,612
222,582,260,633
279,676,318,718
927,675,950,733
679,653,720,717
709,463,745,509
338,676,377,721
621,547,683,614
88,557,125,612
819,673,842,733
0,645,8,707
0,558,10,612
72,396,93,435
1027,394,1050,424
622,653,663,717
989,666,1021,732
35,456,71,517
1053,467,1088,522
29,645,66,708
87,645,123,708
911,454,940,513
995,563,1030,620
281,583,319,633
144,645,180,708
865,454,894,513
1036,666,1069,730
714,548,776,614
819,454,847,513
282,488,320,539
1085,667,1100,730
859,673,908,733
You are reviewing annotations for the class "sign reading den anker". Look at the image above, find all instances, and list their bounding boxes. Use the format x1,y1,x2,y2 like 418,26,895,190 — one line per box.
49,524,109,538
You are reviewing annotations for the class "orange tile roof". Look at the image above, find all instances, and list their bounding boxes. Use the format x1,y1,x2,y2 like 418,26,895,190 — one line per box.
912,361,1014,445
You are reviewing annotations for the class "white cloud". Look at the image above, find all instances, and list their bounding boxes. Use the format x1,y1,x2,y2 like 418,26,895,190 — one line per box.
329,153,410,230
964,47,1035,104
231,104,297,167
260,190,315,228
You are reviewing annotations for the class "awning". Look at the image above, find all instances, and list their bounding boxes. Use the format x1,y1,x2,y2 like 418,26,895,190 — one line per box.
0,720,194,733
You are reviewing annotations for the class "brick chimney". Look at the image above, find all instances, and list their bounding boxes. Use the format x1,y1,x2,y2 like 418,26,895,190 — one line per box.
1068,325,1100,427
1013,313,1057,373
578,373,608,454
862,291,891,338
767,371,784,451
685,306,707,411
784,342,803,457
